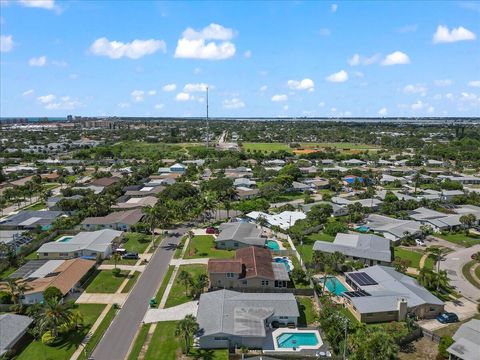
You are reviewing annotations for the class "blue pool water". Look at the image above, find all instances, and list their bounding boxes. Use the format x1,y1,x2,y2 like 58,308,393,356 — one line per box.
319,277,348,295
356,225,370,233
277,332,319,348
274,257,292,271
58,236,73,243
266,240,280,250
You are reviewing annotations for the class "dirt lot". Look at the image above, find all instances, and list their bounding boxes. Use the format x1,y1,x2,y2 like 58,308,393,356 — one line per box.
398,337,438,360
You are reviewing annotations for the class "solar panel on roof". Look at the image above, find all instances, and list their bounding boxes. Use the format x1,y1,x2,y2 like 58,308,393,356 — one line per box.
343,290,371,298
348,272,378,286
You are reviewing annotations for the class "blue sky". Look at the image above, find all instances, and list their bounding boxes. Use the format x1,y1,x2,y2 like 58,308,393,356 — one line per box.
1,0,479,117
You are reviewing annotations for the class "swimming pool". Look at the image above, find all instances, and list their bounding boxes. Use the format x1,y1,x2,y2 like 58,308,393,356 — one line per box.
319,277,348,295
356,225,370,233
266,240,280,250
273,257,293,272
276,332,320,349
57,236,73,243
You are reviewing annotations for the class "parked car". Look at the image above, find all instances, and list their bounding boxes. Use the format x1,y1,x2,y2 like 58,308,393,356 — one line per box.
436,312,459,324
206,227,217,234
415,239,426,246
122,252,139,260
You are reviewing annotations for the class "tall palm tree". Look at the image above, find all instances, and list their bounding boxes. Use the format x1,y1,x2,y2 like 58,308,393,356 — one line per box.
175,314,199,354
142,205,160,249
178,270,192,297
412,172,421,194
1,279,30,306
111,252,122,269
427,246,446,291
35,297,75,338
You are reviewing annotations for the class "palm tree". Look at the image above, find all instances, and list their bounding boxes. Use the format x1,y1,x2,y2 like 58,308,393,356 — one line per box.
35,297,75,338
330,251,346,272
175,314,199,354
142,205,159,249
111,252,122,269
1,279,30,307
427,246,447,290
459,214,476,235
412,172,421,194
178,270,192,296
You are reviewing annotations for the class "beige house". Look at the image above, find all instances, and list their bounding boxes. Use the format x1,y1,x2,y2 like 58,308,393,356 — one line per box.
208,246,290,290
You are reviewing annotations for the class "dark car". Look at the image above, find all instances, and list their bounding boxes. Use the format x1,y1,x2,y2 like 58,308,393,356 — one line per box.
206,227,217,234
122,252,139,260
436,312,459,324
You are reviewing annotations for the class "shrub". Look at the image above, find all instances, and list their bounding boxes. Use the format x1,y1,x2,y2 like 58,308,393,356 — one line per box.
112,268,121,277
0,291,12,304
43,286,62,302
437,336,454,359
41,332,56,346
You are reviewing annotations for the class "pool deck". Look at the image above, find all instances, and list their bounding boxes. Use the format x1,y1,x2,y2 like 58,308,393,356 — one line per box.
271,328,323,352
262,328,330,356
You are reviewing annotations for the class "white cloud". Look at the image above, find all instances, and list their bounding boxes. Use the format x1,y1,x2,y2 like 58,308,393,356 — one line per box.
118,102,130,108
271,94,288,102
326,70,348,82
433,25,476,43
318,101,325,107
162,84,176,92
411,100,426,110
29,55,47,67
331,4,338,12
348,53,380,66
434,79,452,87
154,104,164,110
183,83,209,92
131,90,145,102
287,78,315,91
0,35,14,52
174,23,236,60
22,89,35,96
381,51,410,65
223,98,245,109
176,92,191,101
427,106,435,114
403,83,427,96
461,92,478,101
19,0,56,10
259,85,268,92
283,105,289,111
44,96,81,110
468,80,480,88
37,94,55,104
378,107,388,116
147,90,157,96
89,37,166,59
243,50,252,58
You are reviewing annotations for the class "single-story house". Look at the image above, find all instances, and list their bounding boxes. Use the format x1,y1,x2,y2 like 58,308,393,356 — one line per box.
233,178,256,188
365,214,423,243
313,233,393,266
112,196,158,210
247,211,307,230
208,246,290,290
196,289,299,349
303,177,329,190
344,265,444,323
331,197,382,211
158,163,187,174
379,174,407,185
124,185,165,197
0,314,33,356
439,175,480,185
81,209,143,231
90,176,121,188
37,229,123,259
447,319,480,360
322,166,348,173
409,207,463,232
342,159,366,166
300,201,348,217
215,222,265,250
0,230,31,253
235,187,260,200
290,181,310,192
19,258,96,304
0,210,65,231
441,190,465,202
46,195,83,210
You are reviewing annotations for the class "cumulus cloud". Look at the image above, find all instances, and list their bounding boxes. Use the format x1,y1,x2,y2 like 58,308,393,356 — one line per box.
259,85,268,92
223,98,245,109
162,84,177,92
118,102,130,108
183,83,209,92
326,70,348,82
381,51,410,65
89,37,166,59
174,23,236,60
433,25,476,43
22,89,35,96
19,0,56,10
403,83,427,96
378,107,388,116
434,79,452,87
271,94,288,102
44,96,81,110
468,80,480,88
243,50,252,58
176,92,191,101
154,104,164,110
147,90,157,96
287,78,315,91
0,35,14,52
347,53,380,66
131,90,145,102
411,100,428,110
29,56,47,67
331,4,338,12
37,94,56,104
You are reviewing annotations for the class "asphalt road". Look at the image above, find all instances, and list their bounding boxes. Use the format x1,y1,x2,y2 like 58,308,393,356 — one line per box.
91,227,186,360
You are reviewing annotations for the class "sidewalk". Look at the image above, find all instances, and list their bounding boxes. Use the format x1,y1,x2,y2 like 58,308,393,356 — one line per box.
169,258,209,266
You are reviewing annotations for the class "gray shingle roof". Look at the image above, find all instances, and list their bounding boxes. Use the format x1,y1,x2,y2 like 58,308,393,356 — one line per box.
448,319,480,360
37,229,122,253
0,314,33,356
0,210,64,228
216,222,264,246
197,290,299,337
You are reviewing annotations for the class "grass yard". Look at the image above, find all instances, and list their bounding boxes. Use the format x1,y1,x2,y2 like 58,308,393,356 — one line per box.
0,266,17,280
271,192,306,203
437,232,480,248
434,314,480,338
184,235,235,259
85,270,130,293
121,271,140,293
300,142,380,150
462,260,480,290
16,304,105,360
298,232,335,263
77,306,117,360
394,247,434,269
122,232,153,253
297,296,316,326
155,265,175,303
144,321,228,360
173,236,187,259
127,324,150,360
165,264,207,308
242,142,292,153
22,202,46,211
25,250,39,260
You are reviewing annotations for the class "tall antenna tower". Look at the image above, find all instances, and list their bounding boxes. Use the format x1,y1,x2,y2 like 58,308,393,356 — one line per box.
206,86,209,147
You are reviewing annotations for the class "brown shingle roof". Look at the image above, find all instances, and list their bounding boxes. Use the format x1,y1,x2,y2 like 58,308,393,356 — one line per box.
81,209,143,225
208,259,242,273
235,246,274,280
90,177,121,187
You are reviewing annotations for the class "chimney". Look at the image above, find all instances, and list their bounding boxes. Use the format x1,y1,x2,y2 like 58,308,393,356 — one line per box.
397,298,408,321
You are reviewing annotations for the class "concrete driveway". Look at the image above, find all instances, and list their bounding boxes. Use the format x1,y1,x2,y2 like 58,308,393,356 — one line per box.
143,301,198,324
419,297,478,331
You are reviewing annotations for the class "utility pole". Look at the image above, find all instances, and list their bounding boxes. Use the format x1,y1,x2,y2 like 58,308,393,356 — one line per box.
206,86,209,147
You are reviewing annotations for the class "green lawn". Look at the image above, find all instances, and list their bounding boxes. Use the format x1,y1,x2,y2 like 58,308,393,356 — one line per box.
298,232,335,263
242,142,379,154
85,270,130,293
184,235,235,259
121,272,140,293
155,265,175,303
144,321,228,360
242,142,292,153
394,247,434,269
0,266,17,280
43,183,60,190
462,260,480,290
127,324,150,360
297,296,316,326
22,202,46,211
102,257,138,266
173,236,187,259
77,306,117,360
16,304,105,360
271,192,306,203
25,250,40,260
434,314,480,338
437,232,480,248
165,265,207,308
122,232,153,253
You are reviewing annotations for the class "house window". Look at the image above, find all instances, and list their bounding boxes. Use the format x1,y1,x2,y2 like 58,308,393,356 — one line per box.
214,337,228,341
279,316,288,319
242,280,247,285
234,242,239,247
226,273,234,278
261,280,269,286
43,253,48,256
60,252,68,257
366,313,373,317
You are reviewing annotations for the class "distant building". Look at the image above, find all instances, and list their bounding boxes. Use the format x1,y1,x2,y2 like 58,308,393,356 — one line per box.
447,319,480,360
0,210,65,231
0,314,33,356
81,209,144,231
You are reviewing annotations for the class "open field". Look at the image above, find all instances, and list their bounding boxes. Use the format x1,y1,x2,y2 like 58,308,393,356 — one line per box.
109,141,209,160
242,142,381,154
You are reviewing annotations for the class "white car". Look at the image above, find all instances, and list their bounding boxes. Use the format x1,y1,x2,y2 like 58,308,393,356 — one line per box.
415,239,426,246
